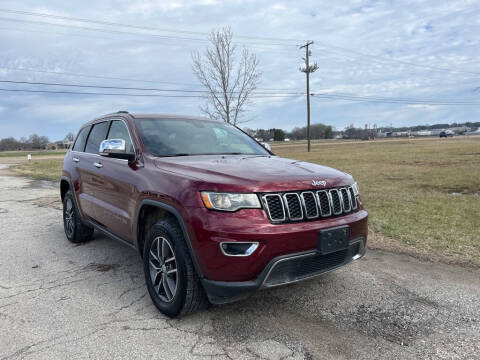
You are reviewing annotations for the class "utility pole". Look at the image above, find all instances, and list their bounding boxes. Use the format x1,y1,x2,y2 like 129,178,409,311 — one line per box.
300,41,318,152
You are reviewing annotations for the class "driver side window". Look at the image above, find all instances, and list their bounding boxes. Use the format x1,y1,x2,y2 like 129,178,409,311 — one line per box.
107,120,134,153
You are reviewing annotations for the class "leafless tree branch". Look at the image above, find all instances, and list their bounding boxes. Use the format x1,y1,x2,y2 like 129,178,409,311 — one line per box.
191,26,261,125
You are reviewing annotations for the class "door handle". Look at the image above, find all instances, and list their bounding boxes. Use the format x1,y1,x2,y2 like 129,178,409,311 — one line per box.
72,157,80,163
93,162,103,168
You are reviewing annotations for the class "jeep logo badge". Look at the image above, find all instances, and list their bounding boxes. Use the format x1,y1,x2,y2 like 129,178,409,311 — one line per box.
312,180,327,187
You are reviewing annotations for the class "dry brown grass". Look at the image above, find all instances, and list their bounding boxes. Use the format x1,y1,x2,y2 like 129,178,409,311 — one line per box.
272,136,480,267
9,137,480,266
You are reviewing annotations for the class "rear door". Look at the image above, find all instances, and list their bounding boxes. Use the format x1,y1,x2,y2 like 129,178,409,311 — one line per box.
77,121,110,222
70,125,91,217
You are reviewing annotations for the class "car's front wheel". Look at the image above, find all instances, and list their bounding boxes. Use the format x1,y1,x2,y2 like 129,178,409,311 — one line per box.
143,219,208,317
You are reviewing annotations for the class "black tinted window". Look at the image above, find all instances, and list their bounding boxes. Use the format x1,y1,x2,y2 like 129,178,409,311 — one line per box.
85,122,109,154
107,120,134,153
137,119,268,157
72,126,90,152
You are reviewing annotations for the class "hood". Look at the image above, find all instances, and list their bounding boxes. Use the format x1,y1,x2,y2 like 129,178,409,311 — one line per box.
154,155,353,192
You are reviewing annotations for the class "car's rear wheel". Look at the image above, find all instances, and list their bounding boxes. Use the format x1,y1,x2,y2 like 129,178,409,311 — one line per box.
143,219,208,317
63,190,94,243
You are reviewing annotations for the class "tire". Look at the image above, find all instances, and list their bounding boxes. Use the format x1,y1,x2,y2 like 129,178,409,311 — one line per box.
143,219,209,318
63,190,94,243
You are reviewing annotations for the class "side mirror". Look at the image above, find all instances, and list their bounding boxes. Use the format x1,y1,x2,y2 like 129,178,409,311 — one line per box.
262,142,271,151
99,139,135,162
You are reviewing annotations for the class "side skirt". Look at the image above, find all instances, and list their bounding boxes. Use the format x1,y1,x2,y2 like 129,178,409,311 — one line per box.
85,219,137,251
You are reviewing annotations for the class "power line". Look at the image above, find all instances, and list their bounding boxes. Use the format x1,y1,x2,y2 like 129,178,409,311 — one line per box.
311,92,480,105
0,87,301,99
2,8,477,78
0,16,299,48
314,40,480,77
0,84,477,105
0,79,305,95
0,8,304,43
0,24,300,56
0,66,302,92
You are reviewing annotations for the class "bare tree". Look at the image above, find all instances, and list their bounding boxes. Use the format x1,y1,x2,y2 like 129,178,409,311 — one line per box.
192,27,261,125
64,132,75,142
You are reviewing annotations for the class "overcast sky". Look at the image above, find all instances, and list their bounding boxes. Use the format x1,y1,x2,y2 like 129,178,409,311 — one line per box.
0,0,479,140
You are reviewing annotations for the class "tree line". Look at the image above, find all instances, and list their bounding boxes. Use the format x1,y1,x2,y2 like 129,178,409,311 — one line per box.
244,123,334,141
0,133,75,151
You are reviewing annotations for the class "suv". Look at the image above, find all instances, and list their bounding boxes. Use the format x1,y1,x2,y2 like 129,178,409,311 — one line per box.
61,112,368,317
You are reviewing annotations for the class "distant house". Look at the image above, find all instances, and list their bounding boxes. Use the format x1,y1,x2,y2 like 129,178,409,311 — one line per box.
412,130,432,136
55,140,73,149
46,142,58,150
466,129,480,135
393,131,409,137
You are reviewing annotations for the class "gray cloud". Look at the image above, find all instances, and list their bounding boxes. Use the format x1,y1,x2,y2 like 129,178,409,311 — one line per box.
0,0,479,139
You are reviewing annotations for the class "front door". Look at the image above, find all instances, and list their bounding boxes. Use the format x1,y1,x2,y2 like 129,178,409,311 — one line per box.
88,119,138,242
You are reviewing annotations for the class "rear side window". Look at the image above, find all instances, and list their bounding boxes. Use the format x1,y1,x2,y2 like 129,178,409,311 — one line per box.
85,122,109,154
107,120,134,153
72,126,90,152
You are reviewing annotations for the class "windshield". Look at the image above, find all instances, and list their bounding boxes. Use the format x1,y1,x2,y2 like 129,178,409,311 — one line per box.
136,118,270,157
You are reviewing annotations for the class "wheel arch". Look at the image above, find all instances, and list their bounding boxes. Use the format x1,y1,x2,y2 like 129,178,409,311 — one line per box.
60,176,71,201
136,200,204,278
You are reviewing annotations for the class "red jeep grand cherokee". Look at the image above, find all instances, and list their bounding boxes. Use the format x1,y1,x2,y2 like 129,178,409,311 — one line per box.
61,112,368,317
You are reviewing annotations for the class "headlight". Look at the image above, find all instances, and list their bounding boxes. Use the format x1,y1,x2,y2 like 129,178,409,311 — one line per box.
351,182,359,196
201,192,261,212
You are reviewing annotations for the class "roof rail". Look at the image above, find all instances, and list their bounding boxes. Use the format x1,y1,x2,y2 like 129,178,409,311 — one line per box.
117,110,129,114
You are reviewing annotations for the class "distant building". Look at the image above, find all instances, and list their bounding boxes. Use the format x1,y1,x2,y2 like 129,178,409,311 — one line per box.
466,129,480,135
46,142,58,150
55,140,73,149
393,131,409,137
412,130,432,136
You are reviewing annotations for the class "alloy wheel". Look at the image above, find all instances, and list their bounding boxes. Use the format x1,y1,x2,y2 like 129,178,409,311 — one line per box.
149,236,178,302
64,198,75,237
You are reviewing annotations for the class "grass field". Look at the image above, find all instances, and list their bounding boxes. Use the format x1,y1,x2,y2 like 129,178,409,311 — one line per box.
8,137,480,266
272,137,480,266
0,150,66,158
10,158,64,181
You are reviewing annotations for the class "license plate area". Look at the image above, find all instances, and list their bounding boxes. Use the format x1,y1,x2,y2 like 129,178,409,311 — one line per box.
318,225,350,255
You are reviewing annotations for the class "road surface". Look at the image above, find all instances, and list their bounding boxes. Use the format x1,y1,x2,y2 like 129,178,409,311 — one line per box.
0,165,478,359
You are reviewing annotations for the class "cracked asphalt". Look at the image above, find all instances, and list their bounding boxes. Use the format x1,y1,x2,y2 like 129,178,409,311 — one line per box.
0,163,479,359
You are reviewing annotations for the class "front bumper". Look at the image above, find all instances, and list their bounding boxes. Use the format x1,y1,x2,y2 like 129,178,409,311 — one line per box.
202,236,366,304
187,207,368,282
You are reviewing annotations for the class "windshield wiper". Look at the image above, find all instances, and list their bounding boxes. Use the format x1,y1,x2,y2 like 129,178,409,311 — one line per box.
160,153,194,157
158,152,265,157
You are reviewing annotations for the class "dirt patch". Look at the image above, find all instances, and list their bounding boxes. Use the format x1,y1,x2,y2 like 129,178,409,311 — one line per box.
367,229,478,268
85,263,120,272
399,160,454,167
33,197,62,210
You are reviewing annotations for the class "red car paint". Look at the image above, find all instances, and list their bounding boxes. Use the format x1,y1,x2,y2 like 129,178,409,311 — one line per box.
61,112,367,296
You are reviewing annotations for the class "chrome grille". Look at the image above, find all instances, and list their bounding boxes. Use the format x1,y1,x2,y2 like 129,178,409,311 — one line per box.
340,188,351,212
301,192,318,219
283,193,303,220
329,189,342,215
263,194,285,222
262,186,358,223
316,190,331,217
349,187,357,210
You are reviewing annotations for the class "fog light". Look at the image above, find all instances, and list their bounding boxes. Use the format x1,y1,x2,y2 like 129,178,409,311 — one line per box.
351,242,362,260
220,242,259,256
